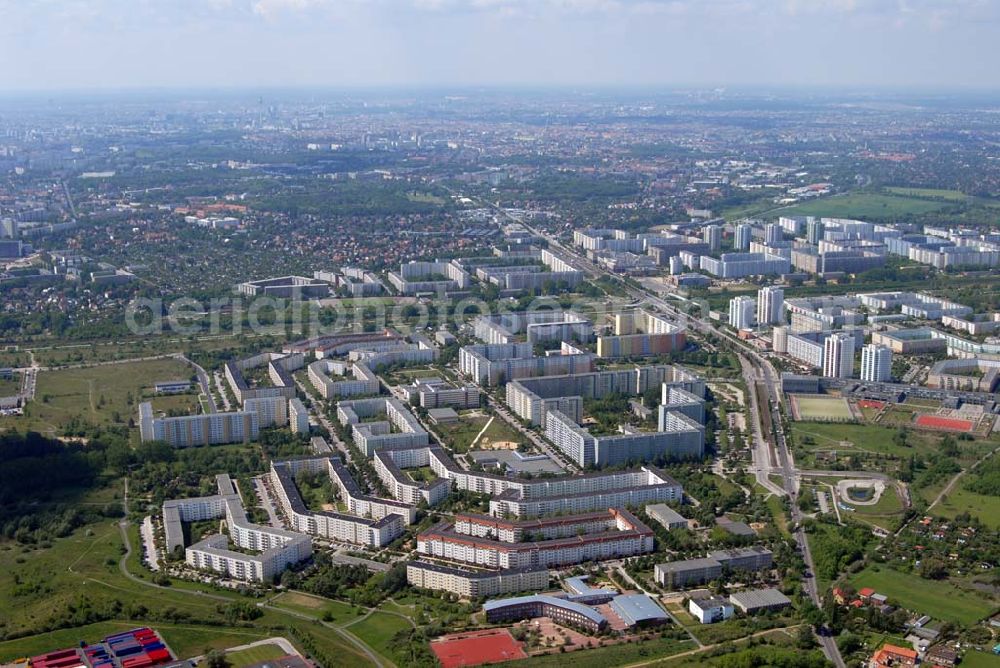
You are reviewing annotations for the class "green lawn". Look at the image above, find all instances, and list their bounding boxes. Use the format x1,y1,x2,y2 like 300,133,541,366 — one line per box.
846,566,996,626
4,358,194,436
961,650,1000,668
346,612,412,663
772,191,951,219
269,591,364,625
517,636,694,668
225,643,289,667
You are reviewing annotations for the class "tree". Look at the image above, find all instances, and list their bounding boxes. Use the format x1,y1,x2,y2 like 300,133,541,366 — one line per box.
204,651,230,668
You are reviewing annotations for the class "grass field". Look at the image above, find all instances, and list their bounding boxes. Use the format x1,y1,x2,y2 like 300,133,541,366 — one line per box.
434,412,525,453
846,566,997,626
3,358,194,436
961,650,1000,668
269,591,364,625
773,191,952,219
932,486,1000,530
0,376,21,396
225,643,289,667
791,421,940,459
346,612,413,663
884,187,969,201
791,395,853,422
517,636,694,668
0,480,377,666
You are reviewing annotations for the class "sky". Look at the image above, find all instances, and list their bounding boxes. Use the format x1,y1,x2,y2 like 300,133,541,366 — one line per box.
1,0,999,92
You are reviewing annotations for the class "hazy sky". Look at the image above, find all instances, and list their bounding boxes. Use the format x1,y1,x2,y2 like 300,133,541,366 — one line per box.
1,0,998,91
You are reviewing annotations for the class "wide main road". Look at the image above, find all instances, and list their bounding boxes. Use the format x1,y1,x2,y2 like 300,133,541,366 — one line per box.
519,221,845,667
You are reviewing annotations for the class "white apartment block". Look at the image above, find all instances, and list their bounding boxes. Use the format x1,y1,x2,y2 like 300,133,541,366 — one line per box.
308,360,379,399
823,332,856,379
374,448,451,506
289,398,309,434
860,344,892,383
729,296,756,330
139,402,258,447
269,458,407,547
756,286,784,326
163,474,311,583
406,561,550,598
336,397,429,455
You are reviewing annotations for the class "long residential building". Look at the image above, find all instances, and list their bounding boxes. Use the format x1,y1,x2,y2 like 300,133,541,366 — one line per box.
373,447,451,506
336,397,429,455
544,408,704,468
268,458,407,547
139,402,258,447
700,252,791,278
473,311,593,345
387,260,471,294
459,341,594,386
163,474,312,583
505,364,683,426
406,561,550,598
308,360,379,399
393,445,683,519
417,508,654,570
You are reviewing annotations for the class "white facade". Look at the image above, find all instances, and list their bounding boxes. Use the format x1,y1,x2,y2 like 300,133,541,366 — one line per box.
823,332,855,379
729,296,756,330
860,344,892,383
756,287,784,326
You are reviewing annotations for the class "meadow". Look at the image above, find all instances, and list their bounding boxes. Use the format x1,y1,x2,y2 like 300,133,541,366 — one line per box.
846,566,996,626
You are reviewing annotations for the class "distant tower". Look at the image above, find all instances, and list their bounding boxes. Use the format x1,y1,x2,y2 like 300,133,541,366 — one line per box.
734,223,752,251
807,218,825,245
823,333,856,379
860,344,892,382
756,286,784,326
703,225,722,252
729,296,756,330
772,326,789,354
764,223,782,246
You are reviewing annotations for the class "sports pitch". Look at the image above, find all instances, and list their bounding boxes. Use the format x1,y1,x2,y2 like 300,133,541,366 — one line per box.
791,395,854,422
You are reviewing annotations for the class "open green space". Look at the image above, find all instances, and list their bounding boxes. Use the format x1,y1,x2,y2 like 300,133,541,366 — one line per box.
433,412,488,452
0,479,376,666
269,591,364,625
517,635,694,668
771,191,952,219
224,642,289,667
846,566,996,626
0,376,21,396
3,358,194,436
961,650,1000,668
791,421,939,459
932,485,1000,530
792,395,853,422
884,186,969,201
345,611,412,663
147,393,201,416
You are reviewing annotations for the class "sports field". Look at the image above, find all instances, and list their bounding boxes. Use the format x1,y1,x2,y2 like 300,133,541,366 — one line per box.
914,414,974,433
790,395,854,422
431,629,527,668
